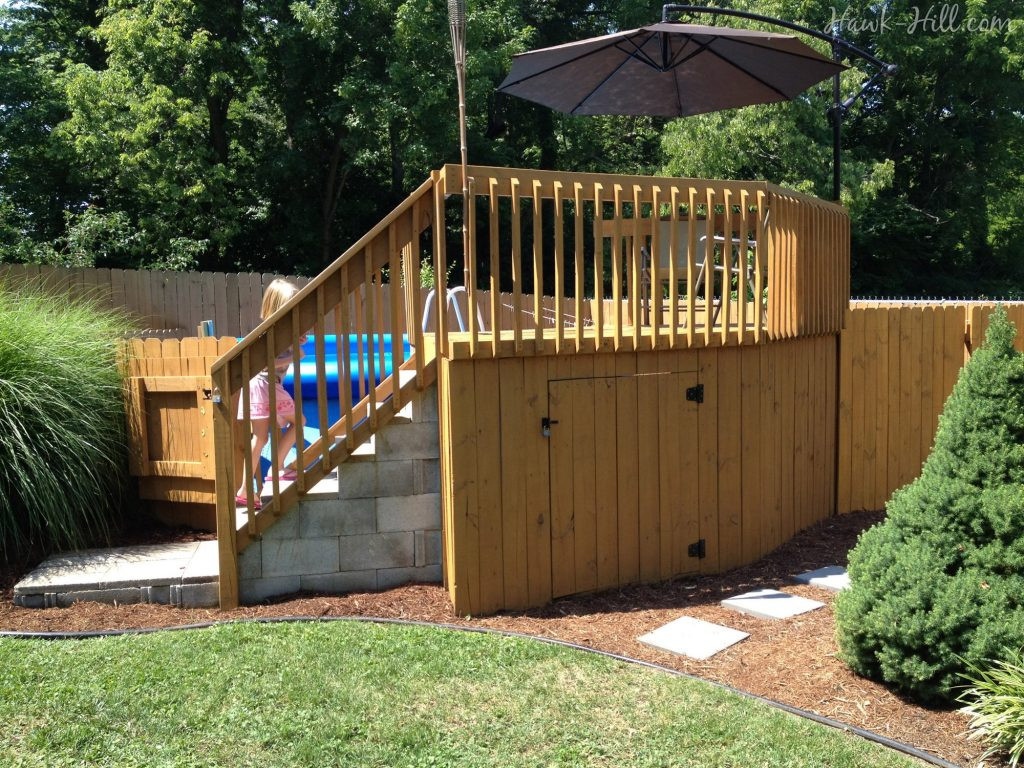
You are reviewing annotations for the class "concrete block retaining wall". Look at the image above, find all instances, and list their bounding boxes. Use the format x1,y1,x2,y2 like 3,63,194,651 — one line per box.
238,384,442,603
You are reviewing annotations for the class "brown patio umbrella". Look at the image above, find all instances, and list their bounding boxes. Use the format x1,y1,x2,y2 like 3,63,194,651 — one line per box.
497,23,845,117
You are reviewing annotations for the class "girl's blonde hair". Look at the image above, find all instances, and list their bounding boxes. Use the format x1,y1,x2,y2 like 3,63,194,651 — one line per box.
260,278,301,320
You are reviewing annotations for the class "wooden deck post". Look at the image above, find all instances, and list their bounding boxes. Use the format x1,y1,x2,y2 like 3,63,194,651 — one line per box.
211,364,240,608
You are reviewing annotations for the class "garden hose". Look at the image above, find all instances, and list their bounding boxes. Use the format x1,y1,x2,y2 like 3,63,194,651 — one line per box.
0,615,962,768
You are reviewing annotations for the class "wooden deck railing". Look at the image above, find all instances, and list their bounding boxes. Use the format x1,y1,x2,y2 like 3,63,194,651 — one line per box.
432,165,849,359
210,164,849,607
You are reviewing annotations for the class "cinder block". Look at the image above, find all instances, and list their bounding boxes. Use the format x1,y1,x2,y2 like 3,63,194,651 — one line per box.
259,508,300,540
56,588,142,607
261,538,340,578
13,593,44,608
339,532,415,570
240,576,301,603
410,385,439,423
300,498,375,538
300,571,378,595
375,422,439,461
414,459,441,494
377,494,440,533
239,543,262,580
415,530,443,566
376,460,416,497
141,585,171,604
178,582,219,608
337,462,378,499
377,564,442,589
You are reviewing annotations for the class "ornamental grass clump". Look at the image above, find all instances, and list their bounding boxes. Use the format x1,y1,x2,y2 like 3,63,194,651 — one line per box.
835,306,1024,704
0,282,132,559
960,649,1024,766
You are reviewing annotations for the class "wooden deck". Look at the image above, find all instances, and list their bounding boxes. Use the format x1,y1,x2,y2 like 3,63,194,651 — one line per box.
207,164,852,611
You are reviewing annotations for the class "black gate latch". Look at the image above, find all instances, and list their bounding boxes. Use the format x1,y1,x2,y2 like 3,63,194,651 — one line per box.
541,416,559,437
686,384,704,403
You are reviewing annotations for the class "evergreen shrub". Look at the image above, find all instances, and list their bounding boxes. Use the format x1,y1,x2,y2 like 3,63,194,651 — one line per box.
835,307,1024,704
0,282,132,559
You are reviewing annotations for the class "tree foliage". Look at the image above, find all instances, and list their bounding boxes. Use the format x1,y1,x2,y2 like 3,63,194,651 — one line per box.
659,0,1024,296
1,0,1022,295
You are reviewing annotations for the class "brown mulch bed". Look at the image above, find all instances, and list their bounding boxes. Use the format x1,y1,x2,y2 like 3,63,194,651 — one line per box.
0,511,980,767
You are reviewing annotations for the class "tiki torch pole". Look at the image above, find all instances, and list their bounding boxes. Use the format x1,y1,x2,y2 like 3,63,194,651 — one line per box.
449,0,471,292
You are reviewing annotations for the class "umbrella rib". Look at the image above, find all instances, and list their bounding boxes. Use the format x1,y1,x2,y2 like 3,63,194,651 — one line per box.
666,37,714,70
704,46,793,101
614,32,662,70
568,47,648,114
499,34,650,90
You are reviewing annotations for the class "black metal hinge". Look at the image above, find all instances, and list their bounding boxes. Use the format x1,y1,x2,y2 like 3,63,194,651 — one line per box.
686,384,704,404
688,539,706,559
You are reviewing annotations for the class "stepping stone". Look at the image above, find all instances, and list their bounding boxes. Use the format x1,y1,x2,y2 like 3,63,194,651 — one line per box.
793,566,850,592
638,616,749,660
721,588,824,620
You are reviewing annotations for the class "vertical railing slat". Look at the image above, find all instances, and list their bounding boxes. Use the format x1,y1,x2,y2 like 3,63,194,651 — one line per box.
266,324,280,505
290,307,306,492
686,187,697,347
738,190,750,345
631,185,641,351
364,251,377,428
511,178,523,355
668,187,679,348
754,190,765,343
704,188,715,346
721,189,732,346
554,180,564,354
340,265,354,450
593,183,604,352
532,180,543,354
573,182,584,353
315,285,330,471
468,177,478,357
240,347,256,528
489,177,500,357
650,186,661,348
612,184,623,350
389,223,403,409
355,281,366,400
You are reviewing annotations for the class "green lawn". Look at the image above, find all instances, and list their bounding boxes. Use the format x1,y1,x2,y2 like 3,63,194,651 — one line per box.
0,621,919,767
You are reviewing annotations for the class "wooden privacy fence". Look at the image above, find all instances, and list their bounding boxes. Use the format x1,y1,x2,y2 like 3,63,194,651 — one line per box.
837,301,1024,514
1,261,615,338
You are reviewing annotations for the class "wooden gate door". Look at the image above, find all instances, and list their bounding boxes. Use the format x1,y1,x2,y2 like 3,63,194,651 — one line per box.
548,371,701,600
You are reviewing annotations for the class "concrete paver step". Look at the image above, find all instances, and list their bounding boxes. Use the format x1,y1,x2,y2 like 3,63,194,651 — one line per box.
792,566,850,592
638,616,749,660
721,588,824,620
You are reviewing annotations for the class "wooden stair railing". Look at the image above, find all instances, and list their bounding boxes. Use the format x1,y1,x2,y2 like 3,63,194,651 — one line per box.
211,176,438,608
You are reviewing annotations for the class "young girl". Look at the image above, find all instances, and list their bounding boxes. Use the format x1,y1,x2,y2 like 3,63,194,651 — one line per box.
236,278,306,508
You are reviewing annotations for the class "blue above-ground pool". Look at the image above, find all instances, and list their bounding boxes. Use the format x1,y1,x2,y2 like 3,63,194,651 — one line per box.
245,333,412,472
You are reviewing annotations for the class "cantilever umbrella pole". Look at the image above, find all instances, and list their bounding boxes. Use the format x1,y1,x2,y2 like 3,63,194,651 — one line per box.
661,3,897,201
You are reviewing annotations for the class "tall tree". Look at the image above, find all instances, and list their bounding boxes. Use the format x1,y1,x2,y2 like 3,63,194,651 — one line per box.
658,0,1024,296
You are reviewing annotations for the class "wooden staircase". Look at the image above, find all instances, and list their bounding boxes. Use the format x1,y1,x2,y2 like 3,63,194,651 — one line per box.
210,175,440,607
